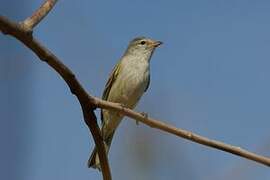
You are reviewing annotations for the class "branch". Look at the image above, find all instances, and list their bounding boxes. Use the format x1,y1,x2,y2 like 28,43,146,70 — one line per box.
0,14,112,180
92,98,270,167
21,0,58,32
1,3,270,177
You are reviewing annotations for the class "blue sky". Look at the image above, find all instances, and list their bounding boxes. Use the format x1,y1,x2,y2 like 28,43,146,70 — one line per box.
1,0,270,179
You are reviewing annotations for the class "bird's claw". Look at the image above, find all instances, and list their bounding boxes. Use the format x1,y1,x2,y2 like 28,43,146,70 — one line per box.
137,112,148,125
116,103,125,109
141,112,148,118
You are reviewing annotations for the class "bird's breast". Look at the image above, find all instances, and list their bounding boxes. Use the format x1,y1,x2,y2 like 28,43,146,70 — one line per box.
108,60,149,108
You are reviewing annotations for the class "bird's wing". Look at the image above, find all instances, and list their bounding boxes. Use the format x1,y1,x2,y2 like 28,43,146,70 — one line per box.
101,62,122,123
144,74,150,92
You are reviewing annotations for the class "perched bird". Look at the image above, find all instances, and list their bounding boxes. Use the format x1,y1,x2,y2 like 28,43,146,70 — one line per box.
88,37,162,170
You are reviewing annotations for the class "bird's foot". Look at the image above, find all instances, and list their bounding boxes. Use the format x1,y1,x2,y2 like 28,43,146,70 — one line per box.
138,112,148,125
116,103,125,109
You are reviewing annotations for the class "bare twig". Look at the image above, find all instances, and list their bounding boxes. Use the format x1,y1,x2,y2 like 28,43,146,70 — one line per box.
0,15,112,180
92,97,270,167
1,2,270,177
21,0,58,31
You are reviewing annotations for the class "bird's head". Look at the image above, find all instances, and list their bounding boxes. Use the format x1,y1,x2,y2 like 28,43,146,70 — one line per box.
125,37,162,57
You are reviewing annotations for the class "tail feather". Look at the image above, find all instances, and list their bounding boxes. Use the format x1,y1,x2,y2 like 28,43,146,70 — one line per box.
87,132,115,171
88,147,101,170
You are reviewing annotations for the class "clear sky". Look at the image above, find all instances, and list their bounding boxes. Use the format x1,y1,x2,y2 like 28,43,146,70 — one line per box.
1,0,270,179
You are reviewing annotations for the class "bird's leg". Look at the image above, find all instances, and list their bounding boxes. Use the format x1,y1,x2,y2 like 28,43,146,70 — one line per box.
138,112,148,125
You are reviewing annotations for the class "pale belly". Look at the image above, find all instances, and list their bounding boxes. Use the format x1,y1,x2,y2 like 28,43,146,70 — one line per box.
102,66,149,138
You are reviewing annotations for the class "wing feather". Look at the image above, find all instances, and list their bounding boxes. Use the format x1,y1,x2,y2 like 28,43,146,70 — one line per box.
144,74,150,92
101,62,121,123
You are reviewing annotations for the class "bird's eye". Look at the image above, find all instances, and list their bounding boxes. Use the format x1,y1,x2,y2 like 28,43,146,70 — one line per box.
140,41,146,45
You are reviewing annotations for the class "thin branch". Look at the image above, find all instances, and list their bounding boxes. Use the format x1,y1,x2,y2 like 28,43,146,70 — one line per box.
21,0,58,31
92,97,270,167
0,16,112,180
1,4,270,177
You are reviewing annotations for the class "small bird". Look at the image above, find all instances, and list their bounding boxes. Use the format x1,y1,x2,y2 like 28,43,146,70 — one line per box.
88,37,162,170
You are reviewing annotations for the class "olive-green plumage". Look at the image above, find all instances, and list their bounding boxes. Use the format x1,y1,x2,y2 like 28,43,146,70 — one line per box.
88,37,162,170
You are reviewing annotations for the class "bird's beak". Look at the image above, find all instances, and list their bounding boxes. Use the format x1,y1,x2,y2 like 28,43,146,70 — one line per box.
152,41,163,47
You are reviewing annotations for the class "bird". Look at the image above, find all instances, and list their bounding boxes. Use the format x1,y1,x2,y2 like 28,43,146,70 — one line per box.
88,36,162,170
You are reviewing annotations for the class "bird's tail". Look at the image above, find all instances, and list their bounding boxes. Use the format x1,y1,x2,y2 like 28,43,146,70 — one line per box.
87,133,115,170
88,146,101,170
